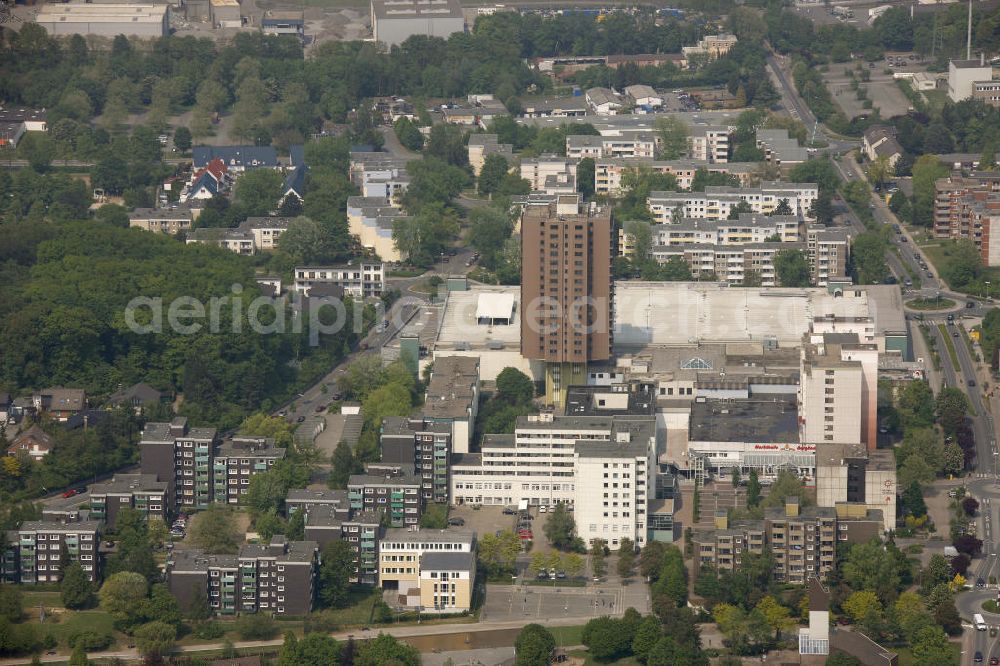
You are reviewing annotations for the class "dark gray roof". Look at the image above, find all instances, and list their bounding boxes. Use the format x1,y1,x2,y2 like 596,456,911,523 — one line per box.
688,396,798,444
420,551,475,572
193,146,279,169
107,382,162,406
89,474,166,496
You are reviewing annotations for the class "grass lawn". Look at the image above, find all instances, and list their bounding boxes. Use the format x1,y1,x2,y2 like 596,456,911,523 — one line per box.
550,624,586,646
896,641,960,665
907,297,955,310
21,591,64,609
922,242,1000,297
568,649,640,665
938,323,960,367
312,587,380,626
922,89,949,114
28,610,118,649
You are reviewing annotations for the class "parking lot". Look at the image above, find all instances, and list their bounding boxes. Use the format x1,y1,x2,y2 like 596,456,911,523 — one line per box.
823,65,913,119
448,504,554,551
482,583,627,622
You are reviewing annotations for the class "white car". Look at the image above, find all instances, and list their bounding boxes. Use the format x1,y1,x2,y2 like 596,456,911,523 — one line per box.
539,505,547,514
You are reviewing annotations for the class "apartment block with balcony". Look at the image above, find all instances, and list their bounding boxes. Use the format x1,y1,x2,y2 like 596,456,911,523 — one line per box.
379,528,476,613
688,126,731,163
166,537,318,617
300,504,382,585
381,416,453,504
806,225,851,286
565,133,656,160
213,436,287,505
2,518,101,583
88,474,169,528
139,417,219,510
292,263,385,298
652,242,804,286
765,499,837,585
691,511,766,579
348,463,423,528
520,156,579,192
594,158,756,195
933,173,1000,266
648,183,819,223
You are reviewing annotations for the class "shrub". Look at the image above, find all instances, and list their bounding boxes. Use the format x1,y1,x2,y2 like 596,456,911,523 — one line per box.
68,630,113,651
193,622,226,640
236,614,279,641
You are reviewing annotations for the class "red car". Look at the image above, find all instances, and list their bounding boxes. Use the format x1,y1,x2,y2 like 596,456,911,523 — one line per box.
61,489,77,499
518,531,533,540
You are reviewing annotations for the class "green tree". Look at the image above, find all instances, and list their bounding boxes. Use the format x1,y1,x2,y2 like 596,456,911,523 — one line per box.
897,381,935,428
747,469,761,507
771,198,794,216
632,615,662,664
618,537,636,579
319,540,355,608
774,248,811,287
655,116,689,160
825,654,862,666
731,467,741,488
393,117,424,152
362,382,413,430
478,153,509,196
911,156,949,227
133,621,176,657
278,631,340,666
236,614,279,640
173,126,192,152
68,645,89,666
591,539,607,578
496,367,534,405
477,530,522,576
355,633,420,666
468,205,514,271
277,216,342,265
582,616,632,661
329,440,362,489
514,623,556,666
652,545,687,607
726,200,754,220
188,505,242,554
623,219,653,262
425,124,468,166
936,386,969,435
98,572,148,630
910,625,953,666
543,502,578,551
754,595,795,639
61,562,94,609
900,481,928,518
843,590,882,623
843,538,903,601
578,157,596,197
392,202,461,267
234,169,287,217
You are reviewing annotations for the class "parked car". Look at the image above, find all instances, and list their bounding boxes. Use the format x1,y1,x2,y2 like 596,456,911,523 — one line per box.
75,487,87,494
989,656,998,665
968,301,977,309
539,505,547,514
502,507,517,515
61,489,77,499
447,517,465,527
296,416,306,423
555,571,567,579
537,571,548,579
969,379,977,387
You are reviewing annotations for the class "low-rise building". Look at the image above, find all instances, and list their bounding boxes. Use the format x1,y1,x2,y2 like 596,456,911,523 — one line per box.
520,155,578,193
262,10,304,39
468,134,514,176
186,217,291,255
624,85,663,110
166,537,318,616
371,0,465,47
89,474,169,527
756,129,809,165
347,196,409,262
33,388,86,421
107,383,164,413
682,34,738,61
35,3,170,38
0,107,48,133
129,208,195,235
193,146,279,172
948,58,994,102
861,126,903,170
585,88,624,115
7,425,55,462
378,529,476,613
292,263,385,298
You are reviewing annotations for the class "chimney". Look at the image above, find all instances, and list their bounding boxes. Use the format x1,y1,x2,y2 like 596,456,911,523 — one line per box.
785,496,800,517
714,510,728,530
169,416,188,437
